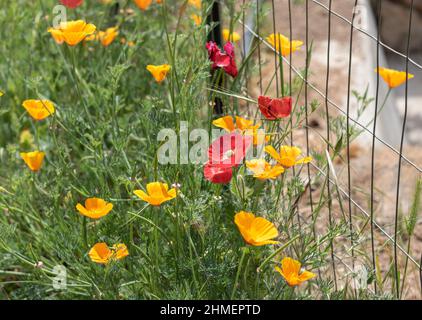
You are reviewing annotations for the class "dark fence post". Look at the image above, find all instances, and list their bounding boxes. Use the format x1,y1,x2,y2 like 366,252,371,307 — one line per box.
207,1,224,115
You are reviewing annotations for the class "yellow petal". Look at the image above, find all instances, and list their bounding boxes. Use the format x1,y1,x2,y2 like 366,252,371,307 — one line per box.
222,29,241,42
296,156,312,165
265,145,281,163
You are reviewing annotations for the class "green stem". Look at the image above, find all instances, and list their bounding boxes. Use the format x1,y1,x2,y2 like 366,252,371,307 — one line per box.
82,216,88,248
231,247,248,299
278,37,285,97
257,235,300,272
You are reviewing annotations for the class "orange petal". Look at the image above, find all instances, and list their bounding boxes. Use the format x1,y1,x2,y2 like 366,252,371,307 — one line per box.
89,243,112,264
213,116,236,132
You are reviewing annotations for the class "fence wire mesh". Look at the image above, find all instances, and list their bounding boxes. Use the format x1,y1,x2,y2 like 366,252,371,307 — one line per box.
209,0,422,298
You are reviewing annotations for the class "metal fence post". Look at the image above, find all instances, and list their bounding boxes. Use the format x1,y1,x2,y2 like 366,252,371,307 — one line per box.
207,1,224,115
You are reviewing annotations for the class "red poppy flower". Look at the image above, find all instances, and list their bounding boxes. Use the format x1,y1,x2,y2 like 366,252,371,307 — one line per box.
258,96,292,120
206,41,238,78
60,0,84,8
204,163,233,184
204,133,252,184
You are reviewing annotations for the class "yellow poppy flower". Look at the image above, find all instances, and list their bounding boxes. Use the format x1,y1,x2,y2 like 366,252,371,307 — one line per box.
246,159,284,180
0,90,4,96
20,151,45,172
376,67,414,89
89,243,129,264
22,99,55,121
222,29,241,42
191,14,202,26
265,145,312,168
266,33,303,57
98,27,119,47
76,198,113,219
234,211,279,246
275,257,316,286
212,116,265,145
134,182,177,206
134,0,152,10
146,64,171,83
188,0,201,9
48,20,96,46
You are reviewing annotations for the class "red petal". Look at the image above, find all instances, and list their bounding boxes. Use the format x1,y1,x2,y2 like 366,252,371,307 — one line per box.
258,96,292,120
223,42,235,57
204,163,233,184
214,52,231,68
60,0,84,8
206,41,219,61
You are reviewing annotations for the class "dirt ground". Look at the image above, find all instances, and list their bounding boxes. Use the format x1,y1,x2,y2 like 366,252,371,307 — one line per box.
243,0,422,299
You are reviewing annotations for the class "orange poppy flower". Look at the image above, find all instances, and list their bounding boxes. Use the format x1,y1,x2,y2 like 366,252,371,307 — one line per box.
246,159,284,180
146,64,171,83
266,33,303,57
234,211,279,246
98,27,119,47
89,243,129,264
275,257,316,286
76,198,113,219
222,29,241,42
188,0,201,9
134,182,177,206
376,67,414,89
265,145,312,169
191,14,202,26
20,151,45,172
212,116,267,145
134,0,152,10
48,20,96,46
22,100,55,121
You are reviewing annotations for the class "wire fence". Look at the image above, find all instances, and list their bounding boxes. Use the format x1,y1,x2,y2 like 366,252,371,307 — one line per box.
208,0,422,298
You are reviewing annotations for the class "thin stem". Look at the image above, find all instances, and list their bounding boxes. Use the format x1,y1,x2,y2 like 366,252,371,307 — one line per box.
82,216,88,249
231,247,248,299
257,235,300,272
